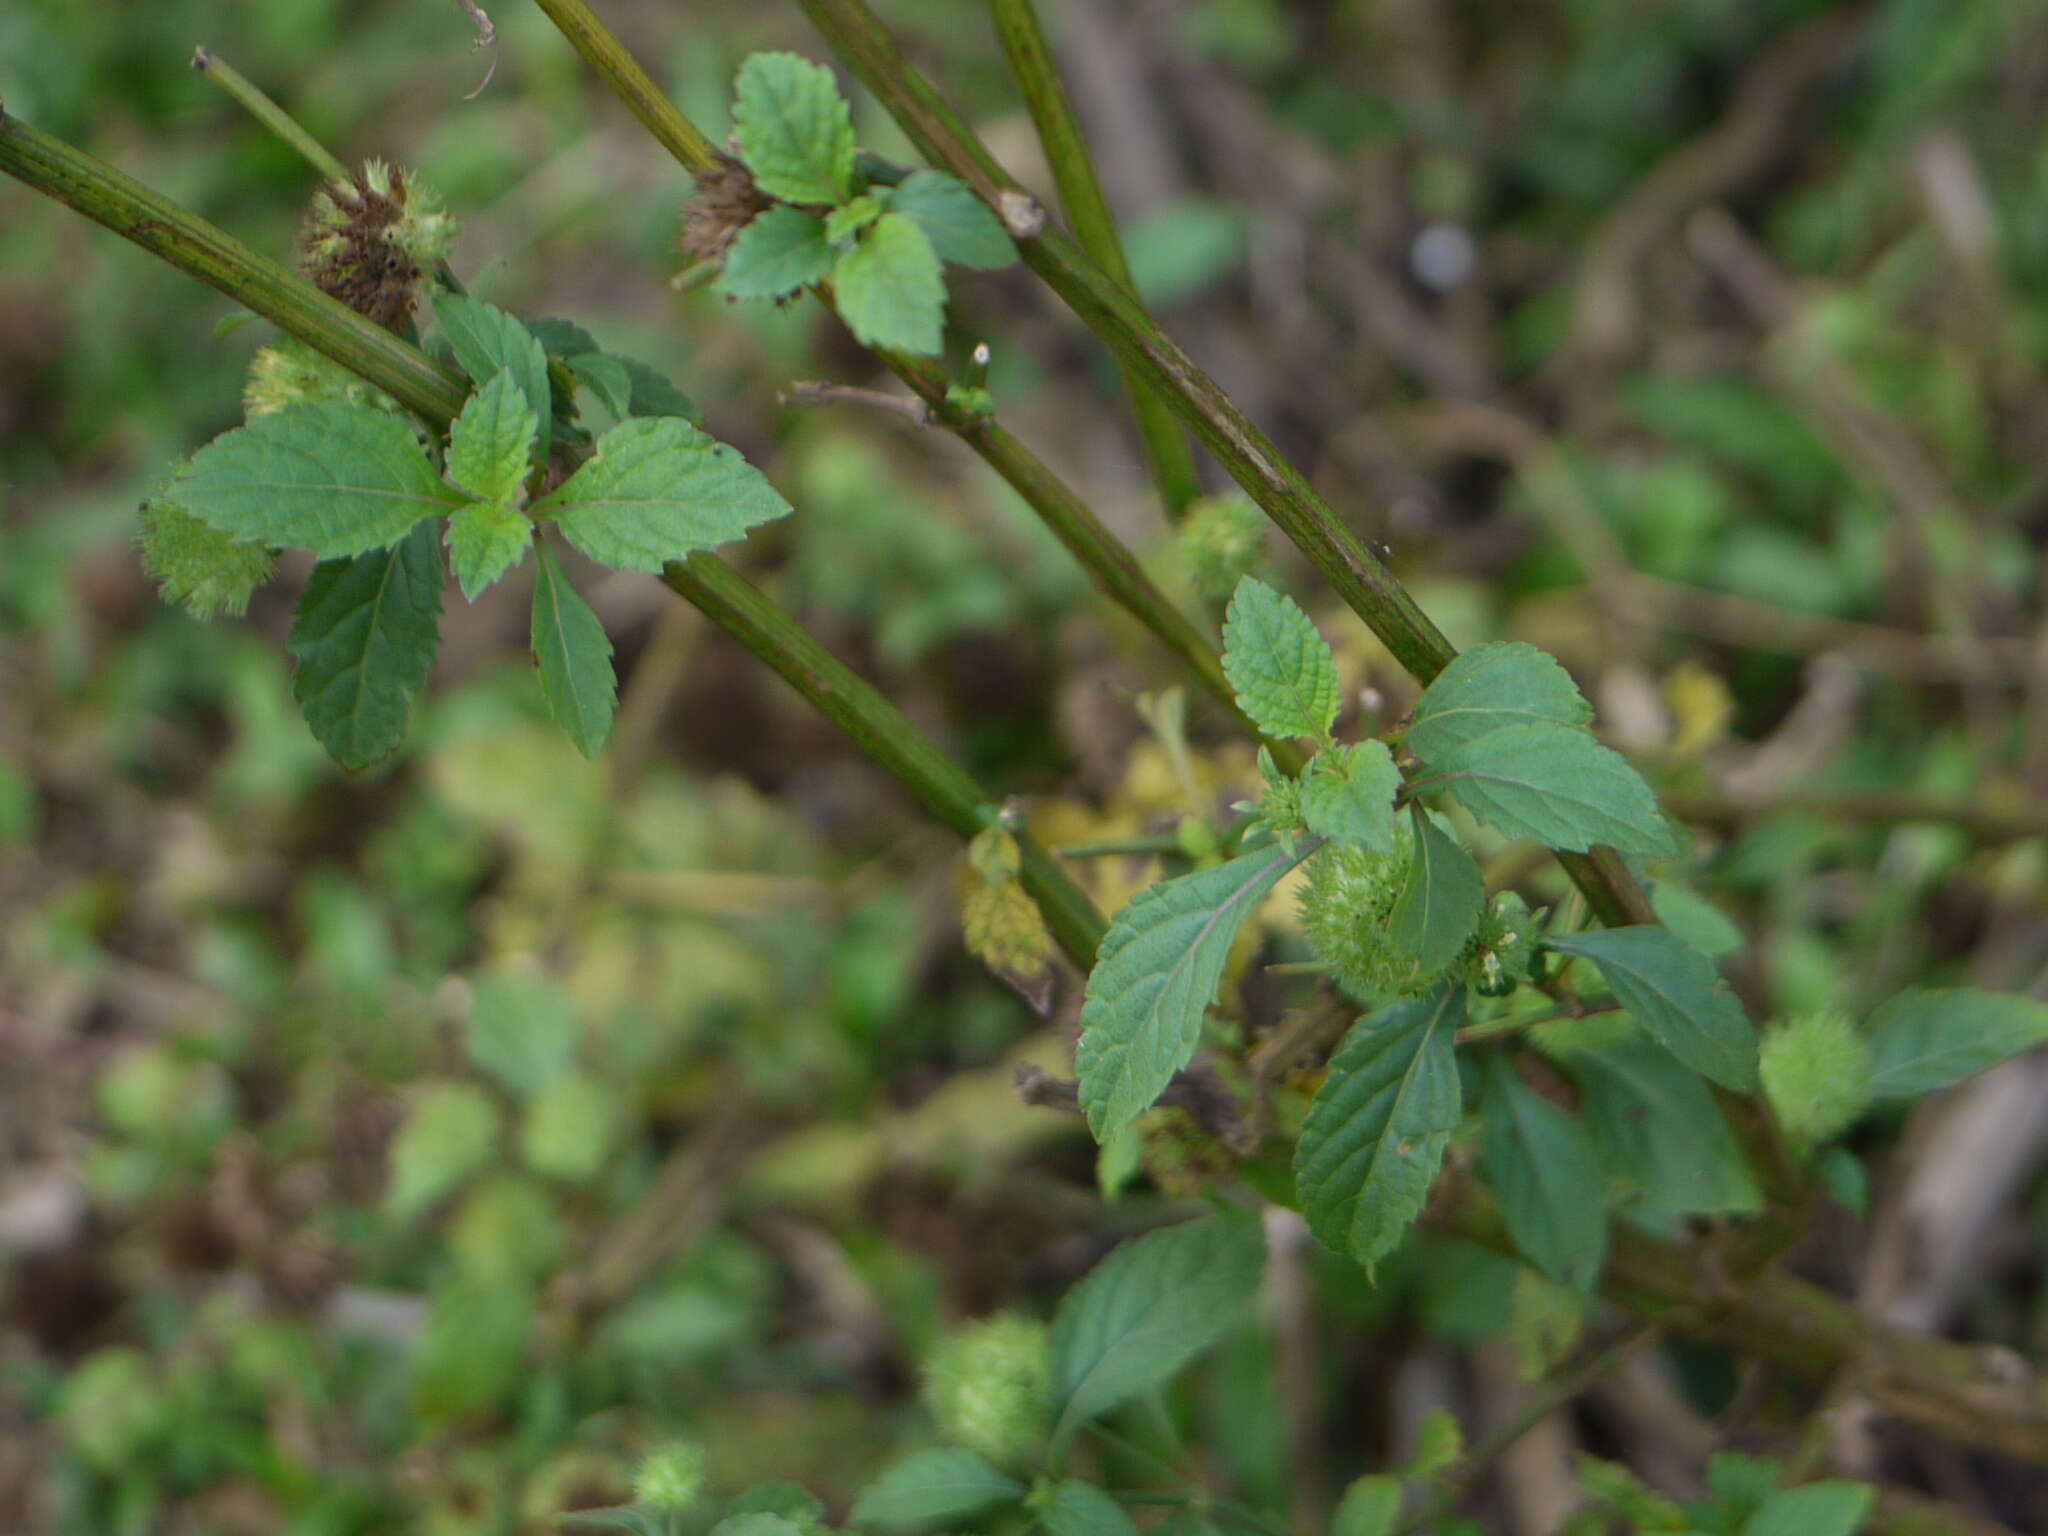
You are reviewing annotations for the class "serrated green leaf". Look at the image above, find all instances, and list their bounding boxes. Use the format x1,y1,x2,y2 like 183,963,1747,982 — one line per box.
533,417,792,572
1076,840,1315,1136
1738,1483,1873,1536
1385,807,1485,991
446,369,538,504
1038,1481,1140,1536
445,499,532,600
174,404,456,558
530,541,616,757
1864,987,2048,1098
1547,926,1758,1090
1406,641,1592,761
1553,1034,1761,1218
1426,722,1677,857
287,519,443,768
833,213,947,355
825,194,884,245
1295,985,1464,1270
524,316,601,357
1222,576,1339,740
1479,1055,1608,1291
136,498,275,618
620,356,699,420
1333,1476,1402,1536
848,1449,1021,1530
432,292,553,462
887,170,1018,268
1651,881,1745,957
721,207,835,301
732,52,855,204
1300,740,1400,851
567,352,634,419
1049,1215,1264,1442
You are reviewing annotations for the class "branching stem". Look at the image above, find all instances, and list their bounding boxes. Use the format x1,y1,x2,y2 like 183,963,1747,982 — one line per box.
191,46,351,184
0,102,1105,971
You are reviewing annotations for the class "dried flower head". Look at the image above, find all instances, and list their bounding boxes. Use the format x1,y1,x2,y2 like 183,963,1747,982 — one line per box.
680,152,773,263
298,161,457,331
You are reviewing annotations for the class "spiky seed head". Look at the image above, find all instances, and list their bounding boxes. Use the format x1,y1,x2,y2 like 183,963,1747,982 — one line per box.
298,161,456,331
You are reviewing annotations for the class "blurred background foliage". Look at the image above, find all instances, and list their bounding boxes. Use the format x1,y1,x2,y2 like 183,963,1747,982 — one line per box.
5,0,2048,1531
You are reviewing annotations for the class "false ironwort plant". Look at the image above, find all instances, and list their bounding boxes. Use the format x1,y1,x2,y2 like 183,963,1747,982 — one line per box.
8,1,2048,1532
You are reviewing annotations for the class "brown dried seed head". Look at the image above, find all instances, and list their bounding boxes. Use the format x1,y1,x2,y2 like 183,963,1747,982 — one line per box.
299,167,423,331
680,153,773,263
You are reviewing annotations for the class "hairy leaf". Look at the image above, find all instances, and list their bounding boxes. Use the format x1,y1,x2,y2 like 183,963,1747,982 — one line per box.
1049,1215,1265,1441
1295,985,1464,1269
1428,722,1677,857
137,497,275,618
720,206,835,301
175,404,456,558
732,52,855,204
533,417,791,572
530,541,616,757
1384,807,1485,991
1038,1481,1140,1536
1547,926,1758,1091
446,369,538,505
1076,840,1314,1136
847,1449,1021,1530
887,170,1018,268
1406,641,1592,762
1480,1055,1608,1290
287,519,443,768
832,213,947,355
446,499,532,601
1222,576,1339,740
1300,740,1401,852
1865,988,2048,1098
432,292,553,461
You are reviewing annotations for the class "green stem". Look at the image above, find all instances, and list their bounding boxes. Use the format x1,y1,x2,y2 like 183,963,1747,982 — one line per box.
983,0,1201,519
1434,1179,2048,1469
190,46,351,183
664,554,1105,967
790,0,1655,935
527,0,721,176
878,345,1303,772
0,102,1105,972
0,110,470,426
523,0,1306,773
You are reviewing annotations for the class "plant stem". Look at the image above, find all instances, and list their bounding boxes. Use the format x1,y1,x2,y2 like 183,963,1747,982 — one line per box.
1433,1178,2048,1468
527,0,720,175
878,345,1303,770
664,554,1106,967
790,0,1656,935
983,0,1201,519
0,101,1105,971
0,110,471,425
523,0,1306,771
190,46,351,183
